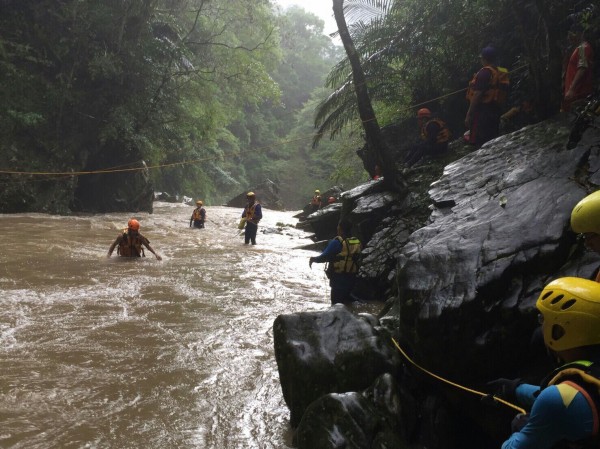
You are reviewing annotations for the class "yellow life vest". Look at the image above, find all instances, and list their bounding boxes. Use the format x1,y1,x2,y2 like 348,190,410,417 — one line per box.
192,207,205,220
244,202,258,221
332,236,361,274
466,65,509,105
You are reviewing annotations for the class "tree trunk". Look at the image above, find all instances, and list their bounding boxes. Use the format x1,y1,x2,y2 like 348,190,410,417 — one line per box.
331,0,403,191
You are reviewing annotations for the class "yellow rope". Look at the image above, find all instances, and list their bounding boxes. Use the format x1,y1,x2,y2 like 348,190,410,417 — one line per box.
391,337,526,415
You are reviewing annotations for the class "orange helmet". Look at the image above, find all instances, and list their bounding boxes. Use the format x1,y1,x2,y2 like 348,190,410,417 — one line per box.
127,218,140,231
417,108,432,118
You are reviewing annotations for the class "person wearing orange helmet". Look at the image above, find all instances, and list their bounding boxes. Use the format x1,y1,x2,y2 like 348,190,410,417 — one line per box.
107,218,162,260
404,107,451,166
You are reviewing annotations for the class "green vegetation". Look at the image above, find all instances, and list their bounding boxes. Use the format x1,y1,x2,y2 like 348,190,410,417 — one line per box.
0,0,597,212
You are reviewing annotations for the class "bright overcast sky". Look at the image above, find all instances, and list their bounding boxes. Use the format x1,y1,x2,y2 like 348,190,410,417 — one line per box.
273,0,338,36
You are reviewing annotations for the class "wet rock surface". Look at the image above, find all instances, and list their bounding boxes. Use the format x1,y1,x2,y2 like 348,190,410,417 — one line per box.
274,113,600,449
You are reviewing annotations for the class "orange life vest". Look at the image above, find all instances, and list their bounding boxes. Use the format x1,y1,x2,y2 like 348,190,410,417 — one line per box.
420,118,451,144
466,65,509,105
311,195,322,206
117,229,146,257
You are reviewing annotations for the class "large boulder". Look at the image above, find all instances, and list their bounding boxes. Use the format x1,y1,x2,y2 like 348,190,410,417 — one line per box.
225,179,284,210
273,306,401,427
391,117,599,381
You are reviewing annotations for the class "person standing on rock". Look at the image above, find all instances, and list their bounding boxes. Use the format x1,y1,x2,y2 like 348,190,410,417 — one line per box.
571,190,600,281
190,200,206,229
309,219,361,305
464,45,508,147
561,23,594,113
489,277,600,449
107,218,162,260
242,192,262,245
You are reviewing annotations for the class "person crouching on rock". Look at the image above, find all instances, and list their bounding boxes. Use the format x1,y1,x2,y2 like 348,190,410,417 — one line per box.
107,218,162,260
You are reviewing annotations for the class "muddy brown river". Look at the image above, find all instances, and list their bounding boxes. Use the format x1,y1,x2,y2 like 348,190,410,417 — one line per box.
0,202,334,449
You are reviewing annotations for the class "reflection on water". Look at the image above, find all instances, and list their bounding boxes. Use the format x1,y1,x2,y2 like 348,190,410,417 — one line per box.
0,203,331,449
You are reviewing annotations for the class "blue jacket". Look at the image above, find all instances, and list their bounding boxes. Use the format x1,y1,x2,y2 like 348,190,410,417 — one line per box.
502,381,595,448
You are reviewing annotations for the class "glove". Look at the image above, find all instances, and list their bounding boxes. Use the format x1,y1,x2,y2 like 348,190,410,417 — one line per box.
486,378,523,403
511,413,529,433
309,257,315,268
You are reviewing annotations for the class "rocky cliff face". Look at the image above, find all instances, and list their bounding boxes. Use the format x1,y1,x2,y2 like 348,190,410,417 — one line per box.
274,112,600,449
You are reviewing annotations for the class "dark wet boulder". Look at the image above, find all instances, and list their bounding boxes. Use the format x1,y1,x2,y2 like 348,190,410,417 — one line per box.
273,306,401,427
390,117,599,382
294,374,405,449
225,179,284,210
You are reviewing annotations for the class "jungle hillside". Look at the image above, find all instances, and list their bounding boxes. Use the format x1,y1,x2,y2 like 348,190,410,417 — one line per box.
0,0,598,213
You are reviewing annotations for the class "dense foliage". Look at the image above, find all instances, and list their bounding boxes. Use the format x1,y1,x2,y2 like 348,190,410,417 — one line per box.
1,0,597,212
0,0,343,211
316,0,599,147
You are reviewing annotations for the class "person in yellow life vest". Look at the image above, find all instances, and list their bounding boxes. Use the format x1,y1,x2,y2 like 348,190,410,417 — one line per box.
405,108,451,166
310,190,322,212
242,192,262,245
489,277,600,449
309,219,361,305
465,45,507,147
190,200,206,229
107,218,162,260
571,191,600,282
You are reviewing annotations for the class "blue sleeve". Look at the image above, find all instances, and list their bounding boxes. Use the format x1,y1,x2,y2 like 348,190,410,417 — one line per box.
515,383,540,409
254,204,262,220
502,384,595,449
313,239,343,263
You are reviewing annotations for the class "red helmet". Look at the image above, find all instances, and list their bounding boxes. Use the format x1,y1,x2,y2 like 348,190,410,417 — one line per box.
127,218,140,231
417,108,432,118
328,197,336,204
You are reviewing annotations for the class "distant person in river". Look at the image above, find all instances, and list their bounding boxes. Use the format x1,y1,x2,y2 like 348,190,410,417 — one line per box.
561,23,594,113
465,45,509,147
107,218,162,260
241,191,262,245
309,219,361,305
189,200,206,229
404,108,451,166
310,190,322,212
570,190,600,281
488,277,600,449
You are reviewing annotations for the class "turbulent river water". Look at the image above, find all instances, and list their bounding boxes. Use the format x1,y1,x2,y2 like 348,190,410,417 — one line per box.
0,202,337,449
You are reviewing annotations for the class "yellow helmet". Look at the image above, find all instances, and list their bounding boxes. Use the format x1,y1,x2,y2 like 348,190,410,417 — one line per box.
315,189,320,194
246,191,255,197
571,191,600,234
536,277,600,351
196,200,203,206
